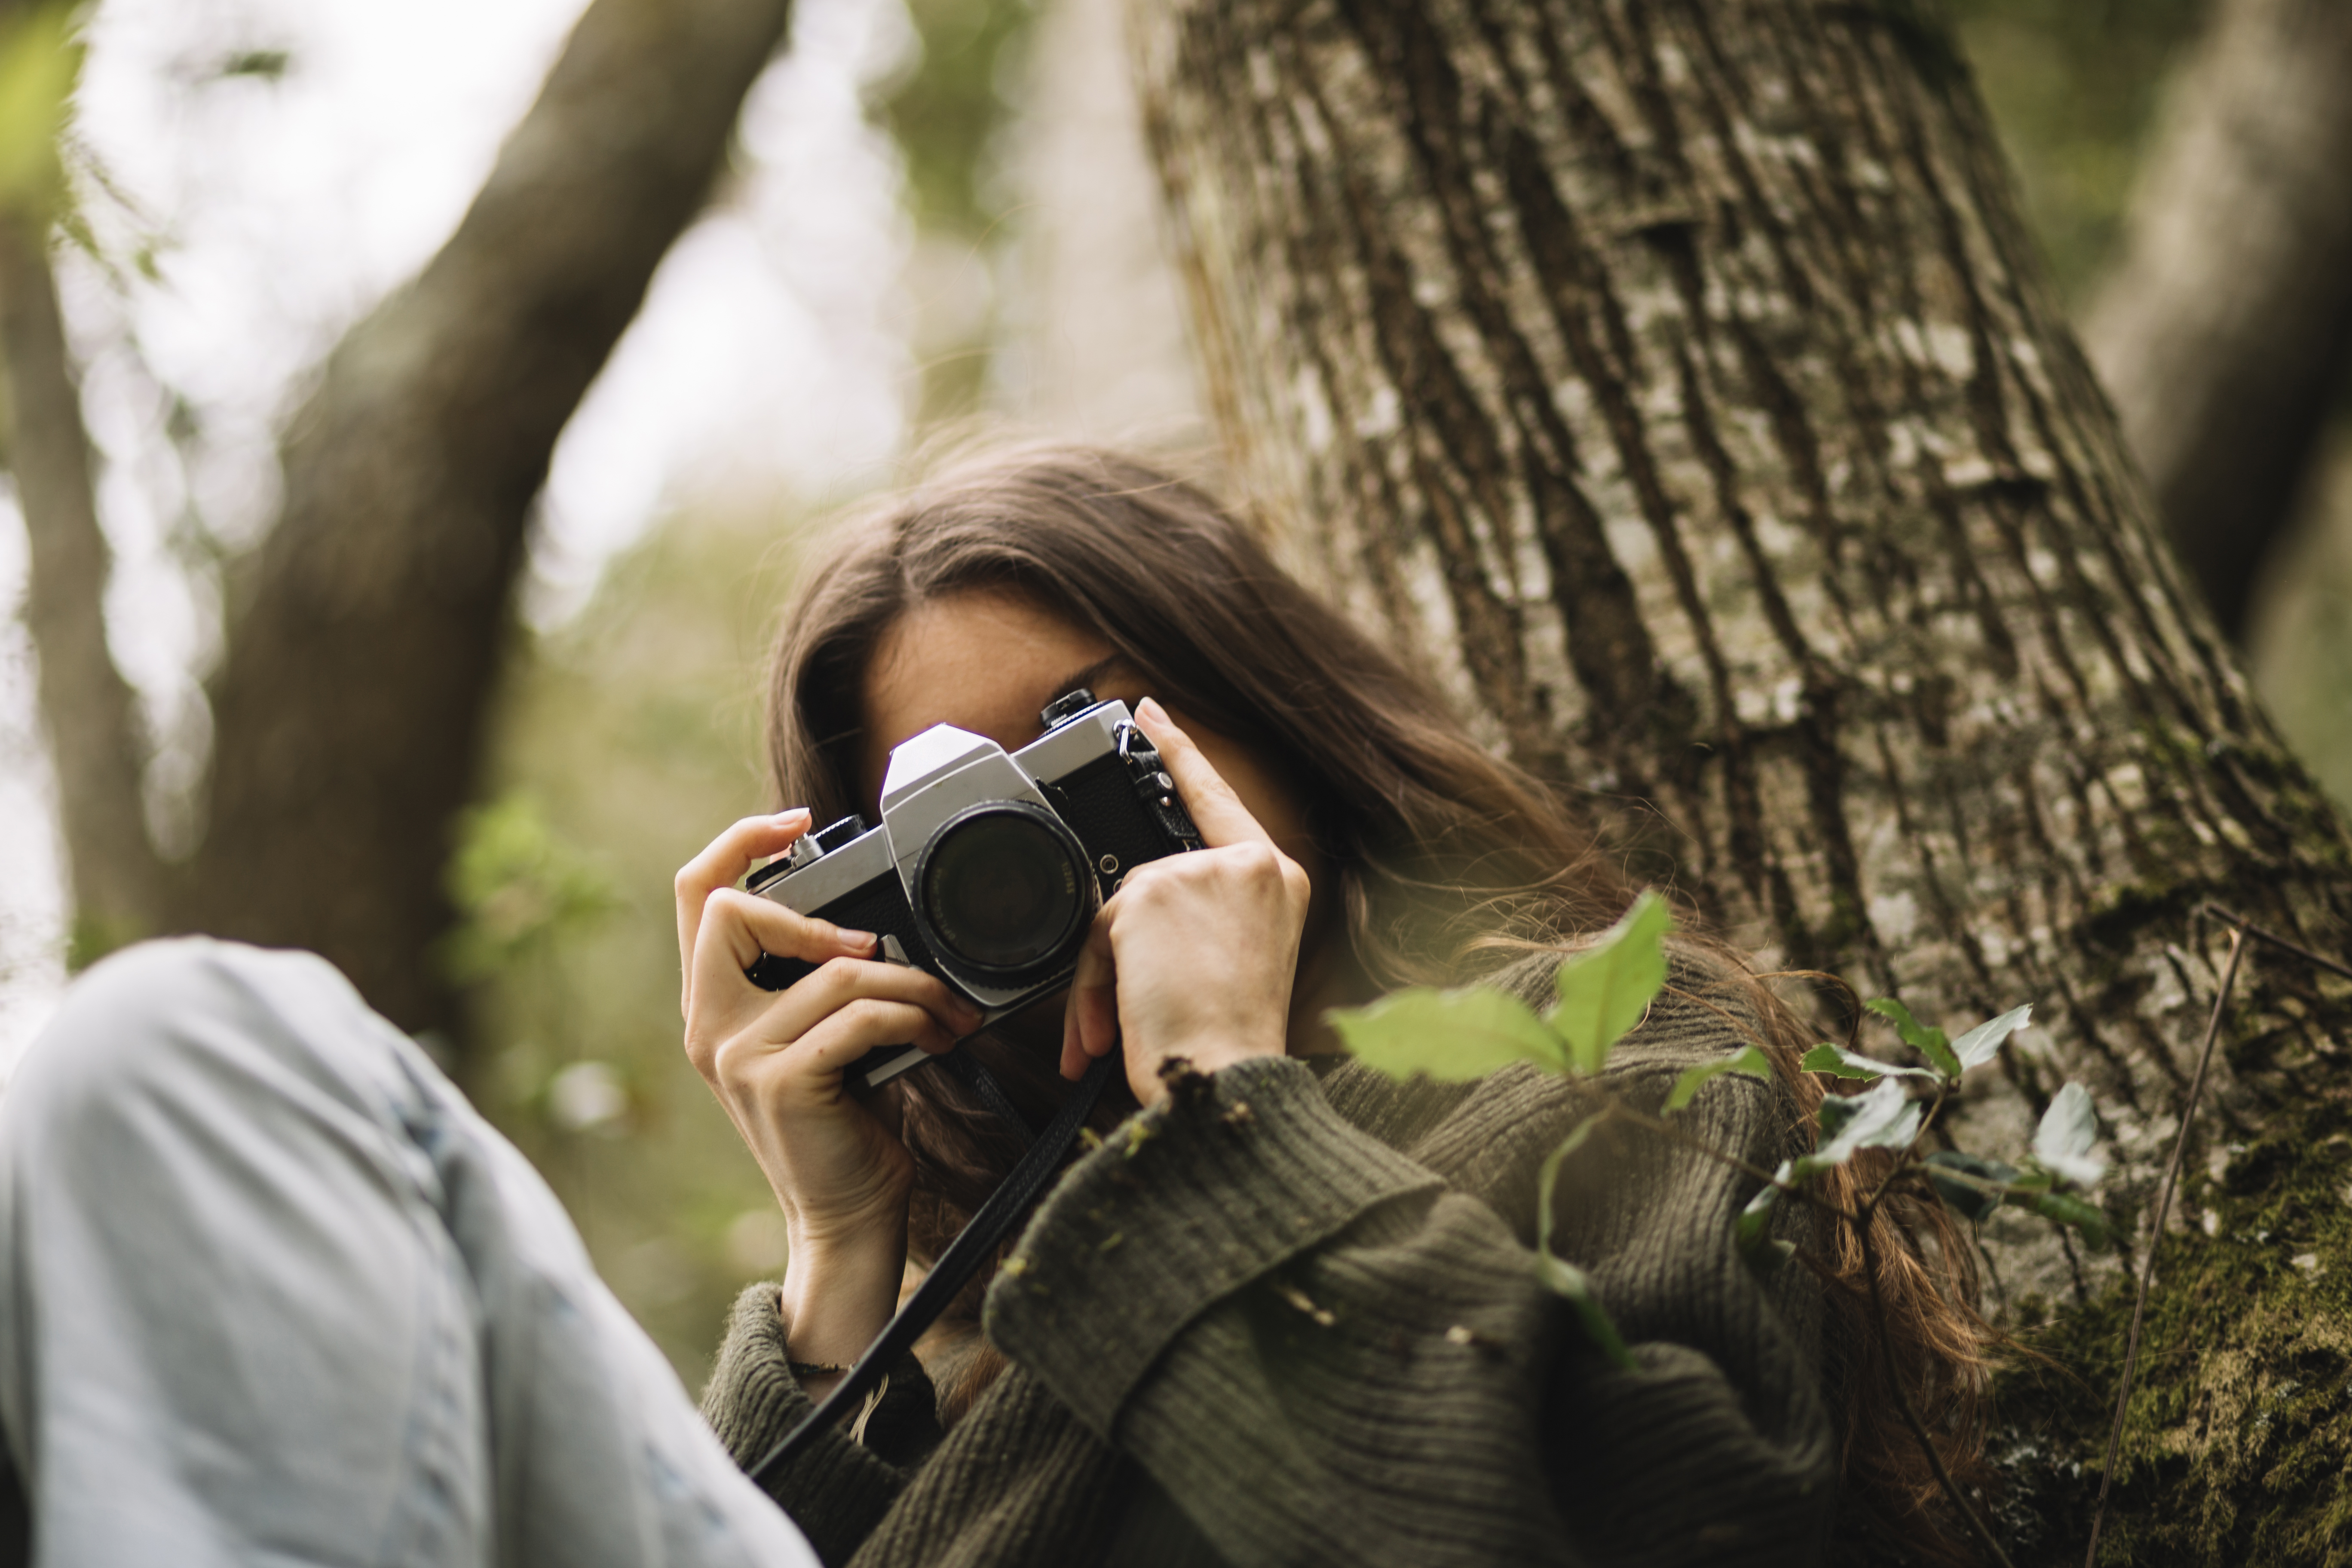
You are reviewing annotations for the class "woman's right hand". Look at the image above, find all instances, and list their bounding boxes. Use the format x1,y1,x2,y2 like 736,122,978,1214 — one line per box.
675,811,983,1364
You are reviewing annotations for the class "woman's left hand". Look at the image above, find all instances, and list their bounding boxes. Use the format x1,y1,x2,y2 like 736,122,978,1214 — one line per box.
1059,697,1313,1106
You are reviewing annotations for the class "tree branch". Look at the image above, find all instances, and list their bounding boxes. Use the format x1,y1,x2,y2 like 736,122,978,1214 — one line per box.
181,0,792,1037
0,6,166,960
2082,0,2352,637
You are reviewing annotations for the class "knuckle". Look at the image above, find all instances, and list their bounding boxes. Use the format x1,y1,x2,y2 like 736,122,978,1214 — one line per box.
812,954,863,993
1232,841,1280,876
1121,863,1174,904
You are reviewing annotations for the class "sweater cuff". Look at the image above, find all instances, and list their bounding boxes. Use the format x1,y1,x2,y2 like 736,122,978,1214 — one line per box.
984,1055,1442,1437
699,1283,938,1561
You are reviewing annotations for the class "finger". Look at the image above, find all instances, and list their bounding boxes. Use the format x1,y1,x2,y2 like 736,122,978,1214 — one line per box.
676,810,814,1014
1066,912,1120,1067
715,997,959,1099
1133,698,1273,851
793,997,960,1077
689,888,882,1025
756,951,981,1047
1059,991,1087,1082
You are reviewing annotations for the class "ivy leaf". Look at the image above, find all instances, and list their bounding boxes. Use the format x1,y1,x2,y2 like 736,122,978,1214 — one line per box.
1330,987,1566,1080
2031,1082,2106,1187
1951,1004,2033,1072
1549,891,1674,1075
1923,1151,2019,1224
1799,1077,1922,1176
2025,1190,2110,1251
1864,997,1962,1081
1666,1045,1773,1112
1735,1168,1795,1275
1800,1042,1940,1083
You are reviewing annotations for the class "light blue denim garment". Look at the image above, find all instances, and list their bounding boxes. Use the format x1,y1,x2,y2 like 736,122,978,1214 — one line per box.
0,939,819,1568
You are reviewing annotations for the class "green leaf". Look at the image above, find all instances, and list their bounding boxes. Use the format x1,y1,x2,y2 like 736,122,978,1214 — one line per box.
1550,891,1674,1075
1923,1151,2018,1224
1864,997,1962,1081
2032,1082,2105,1187
1816,1095,1864,1139
1951,1004,2032,1072
1799,1077,1922,1176
1329,986,1566,1081
1734,1170,1795,1275
1534,1253,1636,1370
1665,1045,1773,1112
2025,1189,2110,1251
1800,1042,1940,1083
0,6,81,217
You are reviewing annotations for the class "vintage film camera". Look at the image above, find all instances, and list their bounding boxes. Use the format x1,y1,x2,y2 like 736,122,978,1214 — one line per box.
743,690,1201,1090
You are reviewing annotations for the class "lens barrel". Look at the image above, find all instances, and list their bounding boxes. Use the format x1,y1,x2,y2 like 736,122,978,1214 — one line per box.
911,801,1096,985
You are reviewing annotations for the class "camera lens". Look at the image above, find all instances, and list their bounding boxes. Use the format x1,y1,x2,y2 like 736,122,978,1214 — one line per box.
914,802,1094,982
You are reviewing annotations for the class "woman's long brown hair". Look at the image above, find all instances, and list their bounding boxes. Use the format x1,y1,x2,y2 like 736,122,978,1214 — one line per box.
765,441,1996,1562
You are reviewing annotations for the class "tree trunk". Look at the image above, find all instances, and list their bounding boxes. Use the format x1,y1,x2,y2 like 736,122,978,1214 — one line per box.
2082,0,2352,641
177,0,790,1041
0,213,162,963
1138,0,2352,1559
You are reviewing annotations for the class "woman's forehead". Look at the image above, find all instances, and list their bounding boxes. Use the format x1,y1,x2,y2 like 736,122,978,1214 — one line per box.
858,591,1138,798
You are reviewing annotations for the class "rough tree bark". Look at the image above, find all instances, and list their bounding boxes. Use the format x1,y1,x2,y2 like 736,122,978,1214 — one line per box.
2082,0,2352,641
161,0,790,1040
1139,0,2352,1560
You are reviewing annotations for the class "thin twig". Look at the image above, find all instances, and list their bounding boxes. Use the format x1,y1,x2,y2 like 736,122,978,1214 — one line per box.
1858,1212,2017,1568
2083,926,2245,1568
1606,1102,1856,1223
2199,902,2352,984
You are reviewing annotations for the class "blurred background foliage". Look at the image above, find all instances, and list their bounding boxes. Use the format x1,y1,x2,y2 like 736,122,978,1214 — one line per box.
419,0,2352,1377
1947,0,2207,303
456,501,810,1368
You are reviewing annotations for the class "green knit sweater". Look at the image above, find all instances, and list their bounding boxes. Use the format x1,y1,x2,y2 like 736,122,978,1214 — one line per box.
699,955,1839,1566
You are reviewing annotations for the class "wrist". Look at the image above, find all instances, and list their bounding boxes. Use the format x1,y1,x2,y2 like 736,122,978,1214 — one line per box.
779,1218,908,1373
1132,1031,1283,1106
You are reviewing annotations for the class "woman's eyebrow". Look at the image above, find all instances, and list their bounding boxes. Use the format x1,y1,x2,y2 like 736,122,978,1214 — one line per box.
1040,654,1130,707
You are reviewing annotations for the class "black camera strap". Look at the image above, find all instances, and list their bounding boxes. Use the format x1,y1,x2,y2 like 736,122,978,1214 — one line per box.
745,1050,1117,1486
940,1050,1039,1145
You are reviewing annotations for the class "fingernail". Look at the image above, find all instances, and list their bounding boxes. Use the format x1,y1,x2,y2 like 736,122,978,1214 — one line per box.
839,928,878,949
1137,697,1167,722
775,807,811,822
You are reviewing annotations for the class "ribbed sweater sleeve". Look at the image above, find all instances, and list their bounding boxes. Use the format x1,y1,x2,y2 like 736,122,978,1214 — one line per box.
698,1284,941,1568
985,1012,1836,1566
987,1057,1583,1566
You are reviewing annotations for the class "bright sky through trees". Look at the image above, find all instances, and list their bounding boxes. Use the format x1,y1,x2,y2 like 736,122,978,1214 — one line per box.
0,0,924,1060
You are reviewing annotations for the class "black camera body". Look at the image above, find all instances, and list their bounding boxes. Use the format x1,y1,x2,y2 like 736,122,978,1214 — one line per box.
744,691,1200,1090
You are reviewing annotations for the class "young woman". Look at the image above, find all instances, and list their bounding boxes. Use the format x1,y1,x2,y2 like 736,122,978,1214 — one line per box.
678,444,1993,1566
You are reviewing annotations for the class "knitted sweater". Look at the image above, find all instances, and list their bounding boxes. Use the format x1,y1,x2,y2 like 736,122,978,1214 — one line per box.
698,954,1841,1567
